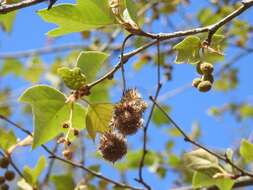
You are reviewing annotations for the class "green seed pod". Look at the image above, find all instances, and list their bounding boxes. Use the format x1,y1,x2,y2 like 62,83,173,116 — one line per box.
202,74,214,83
0,176,5,185
4,171,15,181
196,62,203,75
192,78,202,88
200,62,214,75
197,81,212,92
0,157,9,169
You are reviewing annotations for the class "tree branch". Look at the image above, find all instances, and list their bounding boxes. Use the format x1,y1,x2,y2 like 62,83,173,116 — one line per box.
0,0,46,14
0,114,143,190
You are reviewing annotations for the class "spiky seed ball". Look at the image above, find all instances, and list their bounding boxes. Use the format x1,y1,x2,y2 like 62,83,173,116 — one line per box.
192,78,202,88
123,89,141,102
114,115,143,136
4,171,15,181
98,132,127,163
0,176,5,185
0,157,9,169
0,184,9,190
196,62,203,75
197,81,212,92
202,74,214,83
200,62,214,75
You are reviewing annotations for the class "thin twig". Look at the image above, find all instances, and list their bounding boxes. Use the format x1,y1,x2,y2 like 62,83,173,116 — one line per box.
120,34,134,95
149,98,253,178
136,36,162,190
0,114,144,190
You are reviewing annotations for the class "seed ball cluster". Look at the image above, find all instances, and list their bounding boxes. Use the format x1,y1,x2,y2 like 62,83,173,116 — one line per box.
98,89,147,163
192,62,214,92
98,132,127,163
0,156,15,190
112,89,148,136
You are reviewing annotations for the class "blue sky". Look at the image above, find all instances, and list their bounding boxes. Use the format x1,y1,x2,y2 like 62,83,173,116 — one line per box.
1,1,253,189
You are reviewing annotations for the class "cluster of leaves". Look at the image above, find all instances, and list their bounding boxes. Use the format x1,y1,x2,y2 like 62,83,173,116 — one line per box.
0,0,253,189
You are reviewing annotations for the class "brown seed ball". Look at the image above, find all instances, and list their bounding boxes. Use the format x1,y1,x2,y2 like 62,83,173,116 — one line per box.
196,62,203,75
0,157,9,169
192,78,202,88
4,171,15,181
62,122,70,129
0,184,9,190
98,132,127,163
197,81,212,92
202,74,214,83
200,62,214,75
0,176,5,185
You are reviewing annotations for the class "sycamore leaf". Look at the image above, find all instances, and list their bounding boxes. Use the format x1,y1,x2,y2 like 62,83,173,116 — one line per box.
19,85,86,148
124,0,139,26
37,0,116,37
23,156,46,186
57,67,87,90
0,128,17,152
0,11,16,32
0,58,23,76
86,103,113,140
240,139,253,163
193,172,234,190
76,51,109,82
183,149,223,177
173,36,201,64
152,105,171,126
51,174,75,190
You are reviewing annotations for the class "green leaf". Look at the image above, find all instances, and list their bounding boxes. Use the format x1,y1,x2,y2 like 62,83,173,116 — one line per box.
125,0,139,25
37,0,116,37
183,149,223,177
192,172,234,190
115,150,157,171
240,139,253,163
88,80,113,103
76,51,109,82
0,58,23,76
152,105,171,126
23,156,46,186
173,36,201,64
57,67,87,90
0,128,17,152
239,104,253,119
0,11,16,32
24,56,45,83
86,103,114,140
51,174,75,190
202,34,226,63
19,85,86,148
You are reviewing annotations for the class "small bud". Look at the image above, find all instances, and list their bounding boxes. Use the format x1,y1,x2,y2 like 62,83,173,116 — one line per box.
197,81,212,92
62,149,73,160
4,171,15,181
0,184,9,190
200,62,214,75
0,157,9,169
73,129,80,136
0,176,5,185
57,137,66,144
62,122,70,129
192,78,202,88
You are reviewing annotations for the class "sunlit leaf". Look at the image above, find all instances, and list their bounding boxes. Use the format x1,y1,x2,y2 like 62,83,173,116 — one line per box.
37,0,116,37
240,139,253,163
86,103,113,140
